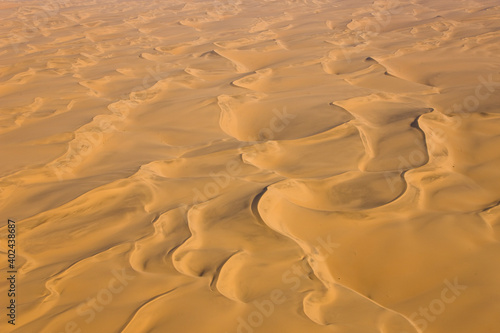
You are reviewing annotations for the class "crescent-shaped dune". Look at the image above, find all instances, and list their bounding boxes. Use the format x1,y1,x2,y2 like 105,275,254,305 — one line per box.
1,0,500,332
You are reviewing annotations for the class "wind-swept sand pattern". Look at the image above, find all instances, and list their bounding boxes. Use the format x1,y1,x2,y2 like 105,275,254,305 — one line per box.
1,0,500,332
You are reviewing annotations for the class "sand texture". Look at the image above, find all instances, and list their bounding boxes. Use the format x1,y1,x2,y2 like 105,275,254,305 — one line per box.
1,0,500,332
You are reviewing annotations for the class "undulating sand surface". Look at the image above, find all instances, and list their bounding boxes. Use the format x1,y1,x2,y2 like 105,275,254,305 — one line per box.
1,0,500,332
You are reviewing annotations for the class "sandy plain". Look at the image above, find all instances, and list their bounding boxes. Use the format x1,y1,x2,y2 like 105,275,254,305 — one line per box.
1,0,500,332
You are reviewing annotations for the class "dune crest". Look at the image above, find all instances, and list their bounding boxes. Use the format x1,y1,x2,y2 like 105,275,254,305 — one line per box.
1,0,500,333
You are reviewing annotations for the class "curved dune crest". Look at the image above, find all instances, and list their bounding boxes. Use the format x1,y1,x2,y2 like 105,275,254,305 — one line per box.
1,0,500,333
270,171,406,211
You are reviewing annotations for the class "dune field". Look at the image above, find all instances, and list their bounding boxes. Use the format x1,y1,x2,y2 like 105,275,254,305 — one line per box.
1,0,500,332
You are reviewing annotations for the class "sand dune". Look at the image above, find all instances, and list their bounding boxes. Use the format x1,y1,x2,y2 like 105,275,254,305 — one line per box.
1,0,500,332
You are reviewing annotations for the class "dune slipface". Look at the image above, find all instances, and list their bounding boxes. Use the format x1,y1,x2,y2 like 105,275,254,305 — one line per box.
1,0,500,332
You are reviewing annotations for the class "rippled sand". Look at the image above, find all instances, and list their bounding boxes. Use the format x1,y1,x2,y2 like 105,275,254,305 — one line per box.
1,0,500,332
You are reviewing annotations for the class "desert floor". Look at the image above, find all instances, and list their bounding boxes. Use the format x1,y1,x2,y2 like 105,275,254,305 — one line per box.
1,0,500,332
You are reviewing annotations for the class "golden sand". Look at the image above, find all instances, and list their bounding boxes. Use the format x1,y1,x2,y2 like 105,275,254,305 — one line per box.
1,0,500,332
